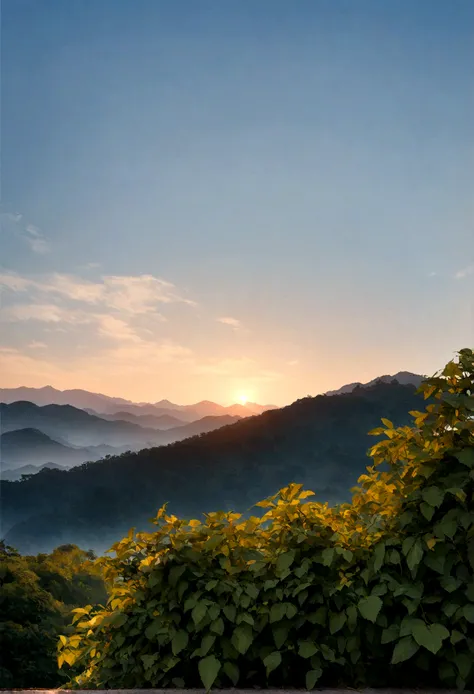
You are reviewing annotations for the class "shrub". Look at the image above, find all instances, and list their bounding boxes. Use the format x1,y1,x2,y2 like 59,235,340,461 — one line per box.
59,348,474,690
0,544,107,688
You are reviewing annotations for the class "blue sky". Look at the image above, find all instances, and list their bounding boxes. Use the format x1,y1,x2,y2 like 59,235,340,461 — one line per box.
1,0,473,404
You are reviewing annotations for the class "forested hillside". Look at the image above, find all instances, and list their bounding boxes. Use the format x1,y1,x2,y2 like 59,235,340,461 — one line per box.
2,380,425,554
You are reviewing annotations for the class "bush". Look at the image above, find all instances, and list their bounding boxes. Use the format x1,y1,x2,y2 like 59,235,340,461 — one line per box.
0,544,107,688
59,348,474,690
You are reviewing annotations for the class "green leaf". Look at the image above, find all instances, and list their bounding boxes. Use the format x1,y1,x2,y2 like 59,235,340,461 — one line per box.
263,651,282,675
321,547,334,566
306,667,323,689
455,653,472,680
201,633,216,656
223,605,236,622
462,604,474,623
455,449,474,468
357,595,382,623
406,540,424,572
434,515,458,540
329,612,346,635
198,655,221,691
373,543,385,572
192,602,208,626
381,624,399,644
276,550,296,573
270,603,287,623
273,626,289,649
412,622,449,654
223,661,239,686
391,636,419,664
210,617,224,635
299,641,318,659
171,630,189,655
420,503,435,521
141,654,157,670
231,624,253,654
422,486,445,508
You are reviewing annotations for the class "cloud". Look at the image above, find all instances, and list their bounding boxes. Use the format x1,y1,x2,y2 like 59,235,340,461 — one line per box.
455,264,474,280
28,341,48,349
25,224,50,254
217,316,242,329
1,303,145,344
0,212,50,254
288,359,299,367
1,303,82,324
0,271,195,313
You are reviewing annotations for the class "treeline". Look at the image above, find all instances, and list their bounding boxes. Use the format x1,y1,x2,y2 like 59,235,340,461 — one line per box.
0,542,107,688
2,381,425,555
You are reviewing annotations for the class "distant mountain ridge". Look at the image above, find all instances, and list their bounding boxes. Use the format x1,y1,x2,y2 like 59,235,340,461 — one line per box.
0,428,111,471
0,386,277,421
325,371,425,396
0,402,242,472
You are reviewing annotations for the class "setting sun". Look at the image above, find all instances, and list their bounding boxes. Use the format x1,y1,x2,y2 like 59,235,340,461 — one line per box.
238,393,249,405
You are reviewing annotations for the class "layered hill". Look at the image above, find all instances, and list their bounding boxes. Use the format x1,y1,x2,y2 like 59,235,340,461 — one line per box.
0,402,164,448
2,461,67,482
1,380,426,554
0,386,276,421
0,428,116,471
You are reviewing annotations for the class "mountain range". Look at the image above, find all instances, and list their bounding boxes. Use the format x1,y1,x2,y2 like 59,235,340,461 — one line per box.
0,403,241,470
1,375,427,554
0,386,276,421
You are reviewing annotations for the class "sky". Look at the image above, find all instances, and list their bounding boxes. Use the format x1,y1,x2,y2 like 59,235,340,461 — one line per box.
1,0,473,406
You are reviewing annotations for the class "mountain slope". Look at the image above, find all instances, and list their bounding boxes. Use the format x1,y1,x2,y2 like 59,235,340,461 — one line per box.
0,401,165,448
0,429,103,470
86,409,187,429
1,461,67,482
1,381,426,554
325,371,424,396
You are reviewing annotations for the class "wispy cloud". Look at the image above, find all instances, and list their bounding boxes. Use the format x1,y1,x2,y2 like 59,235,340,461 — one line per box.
0,211,50,254
0,271,195,312
28,341,48,349
25,224,50,254
455,264,474,280
217,316,242,329
288,359,299,367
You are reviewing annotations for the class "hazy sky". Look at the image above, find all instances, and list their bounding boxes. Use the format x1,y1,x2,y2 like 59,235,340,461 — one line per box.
1,0,473,405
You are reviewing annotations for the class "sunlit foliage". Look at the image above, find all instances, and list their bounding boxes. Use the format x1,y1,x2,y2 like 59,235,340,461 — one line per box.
59,349,474,690
0,543,107,688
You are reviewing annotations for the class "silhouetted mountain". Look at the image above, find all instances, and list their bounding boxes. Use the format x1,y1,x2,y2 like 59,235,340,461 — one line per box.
325,371,424,396
1,380,426,554
85,409,187,430
0,429,108,471
0,385,133,410
0,401,166,448
158,415,241,443
0,386,276,422
2,461,67,482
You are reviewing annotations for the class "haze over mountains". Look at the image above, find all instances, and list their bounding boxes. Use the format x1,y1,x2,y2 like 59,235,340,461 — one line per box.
0,386,276,420
1,370,427,554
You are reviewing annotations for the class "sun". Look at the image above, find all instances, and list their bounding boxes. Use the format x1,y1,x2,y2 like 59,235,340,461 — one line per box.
238,393,249,405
